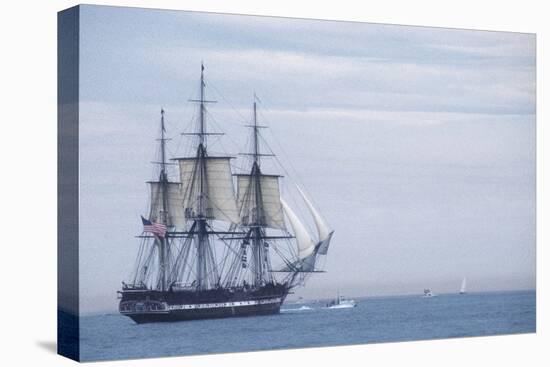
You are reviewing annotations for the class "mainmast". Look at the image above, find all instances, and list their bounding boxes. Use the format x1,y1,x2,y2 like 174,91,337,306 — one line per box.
171,63,240,291
160,109,168,182
196,63,208,290
248,98,273,286
253,101,259,165
186,63,220,291
252,100,263,286
158,109,168,292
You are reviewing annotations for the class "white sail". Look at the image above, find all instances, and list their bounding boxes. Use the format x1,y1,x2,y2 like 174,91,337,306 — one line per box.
460,277,467,294
281,198,315,259
148,181,186,230
237,174,286,230
296,186,330,240
316,232,334,255
177,157,240,224
296,186,333,255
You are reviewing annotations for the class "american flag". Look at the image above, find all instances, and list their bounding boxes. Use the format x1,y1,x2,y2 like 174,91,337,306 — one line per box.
141,216,167,238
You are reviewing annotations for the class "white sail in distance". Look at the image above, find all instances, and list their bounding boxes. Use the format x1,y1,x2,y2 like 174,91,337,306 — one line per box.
281,198,315,259
460,277,467,294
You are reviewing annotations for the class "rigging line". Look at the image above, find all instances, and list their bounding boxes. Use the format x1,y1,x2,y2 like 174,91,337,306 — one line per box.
165,110,190,170
160,82,198,147
196,239,222,288
205,223,242,280
217,239,231,280
257,108,327,219
131,237,147,284
205,82,262,171
207,80,250,124
202,237,219,287
205,222,242,258
221,244,236,286
257,132,319,234
165,238,179,284
184,252,197,285
254,106,306,183
175,104,200,158
170,222,196,278
207,230,220,285
177,241,195,285
203,108,245,158
265,238,293,269
168,234,191,282
178,239,197,285
231,134,253,174
215,227,239,278
141,244,158,287
231,248,247,286
161,112,182,143
271,239,298,267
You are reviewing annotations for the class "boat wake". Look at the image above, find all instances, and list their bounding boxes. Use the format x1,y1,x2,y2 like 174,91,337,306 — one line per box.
327,303,356,310
281,306,313,312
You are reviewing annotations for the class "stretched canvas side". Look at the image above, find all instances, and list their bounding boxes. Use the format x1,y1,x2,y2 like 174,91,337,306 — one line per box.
57,5,80,362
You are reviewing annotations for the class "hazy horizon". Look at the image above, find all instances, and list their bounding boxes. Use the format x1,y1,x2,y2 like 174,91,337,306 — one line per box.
78,5,535,313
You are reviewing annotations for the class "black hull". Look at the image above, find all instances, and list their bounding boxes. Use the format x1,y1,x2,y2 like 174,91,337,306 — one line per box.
119,283,289,324
128,301,281,324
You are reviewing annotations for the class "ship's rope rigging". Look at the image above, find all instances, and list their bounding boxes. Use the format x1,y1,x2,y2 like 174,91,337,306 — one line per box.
128,67,331,292
255,103,331,230
201,82,329,243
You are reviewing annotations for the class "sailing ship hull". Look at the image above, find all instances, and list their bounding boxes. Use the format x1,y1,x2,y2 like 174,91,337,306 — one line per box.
119,284,289,324
125,301,282,324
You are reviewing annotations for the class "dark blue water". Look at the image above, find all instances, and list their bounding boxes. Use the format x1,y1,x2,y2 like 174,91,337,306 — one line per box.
79,290,535,361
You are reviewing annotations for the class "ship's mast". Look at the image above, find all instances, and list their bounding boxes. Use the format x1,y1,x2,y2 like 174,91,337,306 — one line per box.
253,101,259,165
183,63,225,290
196,63,208,290
250,98,270,286
174,63,225,291
158,109,168,291
160,109,169,291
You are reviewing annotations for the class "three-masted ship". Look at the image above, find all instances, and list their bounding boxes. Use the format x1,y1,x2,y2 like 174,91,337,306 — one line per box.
118,65,333,323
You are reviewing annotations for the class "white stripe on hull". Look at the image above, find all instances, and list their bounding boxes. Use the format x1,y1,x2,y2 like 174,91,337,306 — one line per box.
120,297,282,315
168,297,281,310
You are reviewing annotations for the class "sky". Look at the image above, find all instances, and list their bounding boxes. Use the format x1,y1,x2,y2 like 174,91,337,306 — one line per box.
78,5,536,313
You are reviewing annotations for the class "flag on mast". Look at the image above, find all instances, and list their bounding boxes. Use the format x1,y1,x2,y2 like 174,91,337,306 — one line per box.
141,216,167,238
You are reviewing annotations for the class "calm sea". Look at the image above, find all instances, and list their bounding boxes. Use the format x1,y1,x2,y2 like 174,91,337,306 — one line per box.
78,290,535,361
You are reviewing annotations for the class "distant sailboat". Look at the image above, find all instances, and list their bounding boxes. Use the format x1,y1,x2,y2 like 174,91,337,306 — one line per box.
460,277,467,294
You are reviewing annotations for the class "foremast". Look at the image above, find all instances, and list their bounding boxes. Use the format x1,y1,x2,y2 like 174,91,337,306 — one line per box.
137,108,173,292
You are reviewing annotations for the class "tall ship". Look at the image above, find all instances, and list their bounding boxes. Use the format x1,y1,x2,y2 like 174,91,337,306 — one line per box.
118,65,334,323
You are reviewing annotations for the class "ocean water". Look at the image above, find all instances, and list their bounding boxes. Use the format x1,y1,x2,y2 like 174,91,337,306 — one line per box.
79,290,535,361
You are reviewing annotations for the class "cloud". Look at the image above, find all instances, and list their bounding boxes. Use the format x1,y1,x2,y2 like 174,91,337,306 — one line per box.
80,5,535,116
